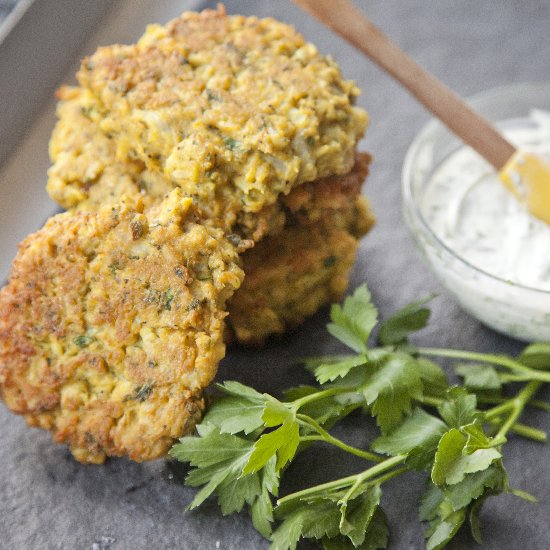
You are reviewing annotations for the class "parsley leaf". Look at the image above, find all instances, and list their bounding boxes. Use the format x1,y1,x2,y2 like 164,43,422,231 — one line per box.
426,505,466,550
170,424,280,533
327,285,378,353
437,387,477,429
377,295,434,346
419,482,445,522
431,428,501,486
461,421,493,454
272,486,387,550
243,397,300,474
204,381,267,435
358,352,423,433
468,494,486,544
417,358,449,398
252,458,279,537
421,462,508,549
339,485,382,547
216,466,262,515
443,463,507,511
420,484,467,550
372,408,446,466
455,363,502,391
219,380,267,401
170,424,259,511
322,508,389,550
271,498,342,550
252,483,275,538
313,354,368,384
519,343,550,370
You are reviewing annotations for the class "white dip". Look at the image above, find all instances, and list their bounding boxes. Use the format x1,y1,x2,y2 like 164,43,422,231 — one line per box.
417,109,550,341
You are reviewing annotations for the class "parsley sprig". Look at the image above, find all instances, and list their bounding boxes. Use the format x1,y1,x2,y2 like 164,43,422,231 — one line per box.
170,285,549,549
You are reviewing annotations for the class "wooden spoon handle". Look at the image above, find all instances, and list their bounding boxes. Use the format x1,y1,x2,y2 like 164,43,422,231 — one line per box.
294,0,515,170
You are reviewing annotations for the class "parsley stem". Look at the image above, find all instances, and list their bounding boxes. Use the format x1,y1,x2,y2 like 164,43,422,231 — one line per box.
276,454,407,507
487,420,547,443
339,460,408,505
418,395,443,407
299,435,325,443
493,381,543,445
510,423,547,442
477,395,550,411
482,402,547,441
296,414,382,463
524,399,550,412
484,401,516,420
499,373,542,383
290,387,357,411
418,348,550,381
336,466,409,512
372,466,409,486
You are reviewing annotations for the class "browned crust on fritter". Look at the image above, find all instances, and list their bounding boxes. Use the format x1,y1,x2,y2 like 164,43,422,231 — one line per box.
47,85,371,243
0,190,245,463
228,195,374,345
48,5,367,224
282,152,371,229
46,105,373,346
235,152,371,241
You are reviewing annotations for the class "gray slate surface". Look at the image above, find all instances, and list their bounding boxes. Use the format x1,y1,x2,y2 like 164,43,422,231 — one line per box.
1,1,550,549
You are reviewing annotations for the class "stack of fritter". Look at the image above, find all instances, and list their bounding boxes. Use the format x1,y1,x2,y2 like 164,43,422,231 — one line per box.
0,6,374,462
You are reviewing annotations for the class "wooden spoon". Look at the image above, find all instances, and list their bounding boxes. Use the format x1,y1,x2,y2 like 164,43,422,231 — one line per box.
294,0,550,225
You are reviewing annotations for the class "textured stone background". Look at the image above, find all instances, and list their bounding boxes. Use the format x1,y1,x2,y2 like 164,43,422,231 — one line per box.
1,1,550,548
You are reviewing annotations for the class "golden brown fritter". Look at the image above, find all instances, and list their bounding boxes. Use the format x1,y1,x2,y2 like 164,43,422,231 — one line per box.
48,5,368,228
48,87,176,212
279,153,371,229
46,96,372,344
46,83,373,345
0,190,245,463
48,89,370,244
229,196,375,345
228,157,375,345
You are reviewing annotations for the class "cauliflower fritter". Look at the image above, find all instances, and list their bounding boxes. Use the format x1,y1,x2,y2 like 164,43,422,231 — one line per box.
48,5,368,227
47,93,372,344
229,196,375,345
227,156,375,345
48,87,176,213
278,153,371,231
46,83,372,344
0,190,245,463
48,89,370,243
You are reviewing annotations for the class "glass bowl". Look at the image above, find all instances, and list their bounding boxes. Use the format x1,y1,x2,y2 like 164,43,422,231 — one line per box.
402,82,550,342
